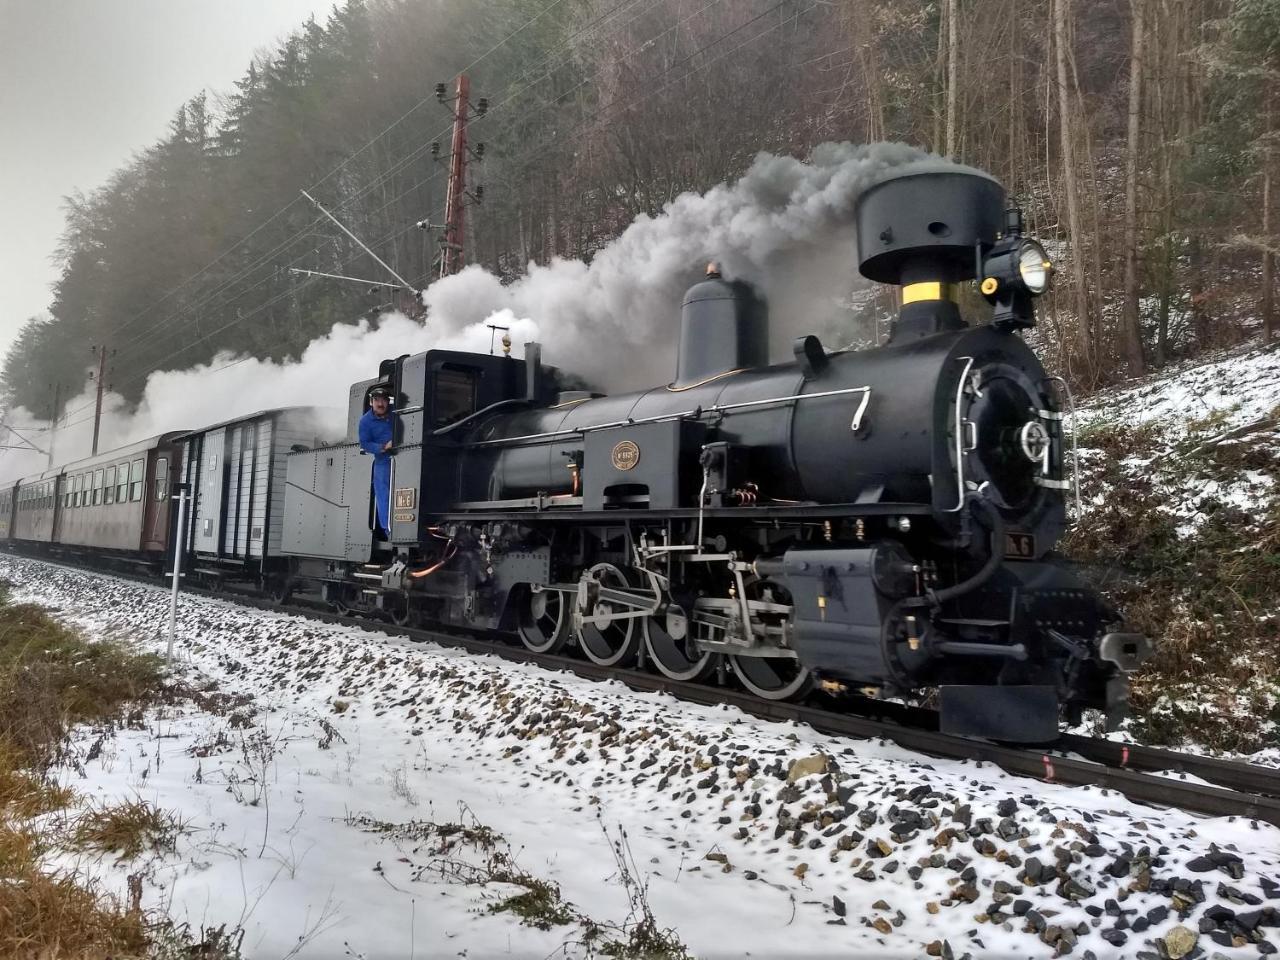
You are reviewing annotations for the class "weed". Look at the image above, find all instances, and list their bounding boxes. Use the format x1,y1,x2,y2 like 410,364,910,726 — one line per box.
488,874,577,930
70,797,188,860
346,808,691,956
147,922,247,959
389,761,419,806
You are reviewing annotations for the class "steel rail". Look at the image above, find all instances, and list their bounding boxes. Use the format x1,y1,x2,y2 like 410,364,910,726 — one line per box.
11,551,1280,827
216,586,1280,828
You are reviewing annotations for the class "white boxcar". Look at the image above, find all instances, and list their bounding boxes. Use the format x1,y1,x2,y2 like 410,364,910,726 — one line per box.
176,407,341,585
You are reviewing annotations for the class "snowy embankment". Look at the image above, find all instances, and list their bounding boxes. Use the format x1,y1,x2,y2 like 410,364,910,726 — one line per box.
1077,342,1280,535
4,556,1278,959
1065,341,1280,753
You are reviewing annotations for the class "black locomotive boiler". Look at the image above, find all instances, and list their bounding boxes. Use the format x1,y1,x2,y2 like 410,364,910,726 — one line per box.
281,166,1150,740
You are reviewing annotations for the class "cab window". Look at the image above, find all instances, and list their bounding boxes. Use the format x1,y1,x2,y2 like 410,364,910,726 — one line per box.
433,365,479,428
130,460,144,501
155,458,168,500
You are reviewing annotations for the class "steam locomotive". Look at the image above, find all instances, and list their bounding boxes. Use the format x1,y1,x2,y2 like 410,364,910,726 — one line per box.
2,164,1150,741
278,166,1151,740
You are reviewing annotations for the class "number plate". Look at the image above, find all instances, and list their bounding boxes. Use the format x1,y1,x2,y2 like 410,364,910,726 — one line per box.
394,487,416,509
1005,532,1036,560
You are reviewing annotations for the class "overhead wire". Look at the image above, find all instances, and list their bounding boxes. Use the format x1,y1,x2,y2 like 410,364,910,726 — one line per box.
96,0,694,372
94,0,577,348
43,0,813,448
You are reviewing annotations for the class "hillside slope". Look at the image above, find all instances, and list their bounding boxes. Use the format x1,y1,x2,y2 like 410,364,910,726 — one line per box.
1066,340,1280,751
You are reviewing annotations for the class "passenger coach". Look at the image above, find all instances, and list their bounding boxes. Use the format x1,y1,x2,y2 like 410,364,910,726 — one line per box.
56,435,186,562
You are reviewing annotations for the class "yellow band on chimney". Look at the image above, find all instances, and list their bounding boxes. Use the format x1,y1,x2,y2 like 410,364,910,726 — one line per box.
901,281,957,304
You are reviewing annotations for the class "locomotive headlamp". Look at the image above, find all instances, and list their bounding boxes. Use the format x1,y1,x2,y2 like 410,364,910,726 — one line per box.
981,238,1052,298
979,209,1051,330
1017,240,1052,295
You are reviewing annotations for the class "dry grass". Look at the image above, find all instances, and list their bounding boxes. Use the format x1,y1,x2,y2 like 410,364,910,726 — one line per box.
0,588,163,772
0,868,150,960
0,579,232,959
70,798,188,861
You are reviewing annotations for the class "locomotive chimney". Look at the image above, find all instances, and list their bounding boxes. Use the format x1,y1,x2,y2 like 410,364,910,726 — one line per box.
855,168,1005,342
672,261,767,388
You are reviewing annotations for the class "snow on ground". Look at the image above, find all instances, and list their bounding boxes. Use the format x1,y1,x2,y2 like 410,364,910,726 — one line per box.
1080,343,1280,439
5,554,1279,960
1074,341,1280,536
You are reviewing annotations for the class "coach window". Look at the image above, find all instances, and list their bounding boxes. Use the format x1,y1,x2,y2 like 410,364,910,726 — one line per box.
433,365,479,428
104,466,116,505
115,462,128,503
64,482,71,509
92,469,103,505
155,458,168,500
129,460,144,501
74,475,83,507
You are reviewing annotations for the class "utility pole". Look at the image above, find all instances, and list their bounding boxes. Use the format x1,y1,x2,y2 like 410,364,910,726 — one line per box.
434,76,487,279
46,382,60,469
90,344,110,457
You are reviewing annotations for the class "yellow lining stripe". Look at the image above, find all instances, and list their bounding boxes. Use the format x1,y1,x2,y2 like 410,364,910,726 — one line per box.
901,281,957,304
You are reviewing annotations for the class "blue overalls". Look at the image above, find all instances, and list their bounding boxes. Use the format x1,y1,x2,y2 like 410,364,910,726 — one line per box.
357,408,396,536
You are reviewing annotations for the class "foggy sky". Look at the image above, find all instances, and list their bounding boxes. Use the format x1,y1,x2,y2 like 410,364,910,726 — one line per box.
0,0,339,358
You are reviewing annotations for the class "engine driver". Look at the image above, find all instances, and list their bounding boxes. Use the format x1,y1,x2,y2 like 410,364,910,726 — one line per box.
358,385,396,538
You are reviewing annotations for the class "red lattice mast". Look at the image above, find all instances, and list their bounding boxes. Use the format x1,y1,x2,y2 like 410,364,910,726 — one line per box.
440,74,470,278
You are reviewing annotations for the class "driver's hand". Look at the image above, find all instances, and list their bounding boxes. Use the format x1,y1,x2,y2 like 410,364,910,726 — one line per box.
382,441,393,452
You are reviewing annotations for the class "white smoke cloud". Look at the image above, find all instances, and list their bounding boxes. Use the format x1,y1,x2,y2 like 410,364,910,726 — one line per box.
0,140,975,483
422,140,949,386
0,311,539,482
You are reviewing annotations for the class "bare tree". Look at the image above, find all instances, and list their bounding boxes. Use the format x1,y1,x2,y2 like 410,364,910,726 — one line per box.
1265,79,1276,341
1122,0,1148,374
946,0,958,157
1053,0,1093,378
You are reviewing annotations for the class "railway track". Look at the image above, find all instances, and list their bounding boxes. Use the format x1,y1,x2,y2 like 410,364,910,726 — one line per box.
224,586,1280,828
14,552,1280,828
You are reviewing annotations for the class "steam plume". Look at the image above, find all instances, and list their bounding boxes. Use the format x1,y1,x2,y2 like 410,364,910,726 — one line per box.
1,141,971,481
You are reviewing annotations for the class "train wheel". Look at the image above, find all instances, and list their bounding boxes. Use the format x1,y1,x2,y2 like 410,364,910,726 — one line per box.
515,585,570,654
644,607,717,682
575,563,640,667
729,655,812,701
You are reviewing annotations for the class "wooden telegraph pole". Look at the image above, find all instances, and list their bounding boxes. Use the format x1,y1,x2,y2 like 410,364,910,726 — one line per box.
46,382,60,468
90,344,110,457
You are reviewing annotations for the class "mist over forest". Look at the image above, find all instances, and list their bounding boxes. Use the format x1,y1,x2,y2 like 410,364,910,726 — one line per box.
2,0,1277,470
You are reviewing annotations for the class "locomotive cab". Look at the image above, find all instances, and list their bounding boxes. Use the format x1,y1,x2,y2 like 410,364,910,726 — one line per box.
375,345,555,542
